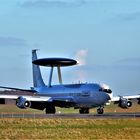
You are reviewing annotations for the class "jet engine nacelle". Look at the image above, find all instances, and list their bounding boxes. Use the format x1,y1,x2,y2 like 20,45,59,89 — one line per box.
16,96,31,109
137,99,140,105
118,98,132,108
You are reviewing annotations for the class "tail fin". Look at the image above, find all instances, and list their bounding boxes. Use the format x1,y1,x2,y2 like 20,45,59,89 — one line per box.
32,49,45,87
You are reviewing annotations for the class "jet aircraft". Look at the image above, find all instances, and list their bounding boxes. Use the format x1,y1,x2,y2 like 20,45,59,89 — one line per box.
0,50,140,114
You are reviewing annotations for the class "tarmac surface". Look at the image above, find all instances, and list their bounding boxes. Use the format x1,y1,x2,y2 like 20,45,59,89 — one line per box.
0,113,140,119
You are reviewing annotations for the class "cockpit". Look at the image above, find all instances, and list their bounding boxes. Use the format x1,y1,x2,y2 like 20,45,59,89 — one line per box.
99,84,112,94
99,88,112,94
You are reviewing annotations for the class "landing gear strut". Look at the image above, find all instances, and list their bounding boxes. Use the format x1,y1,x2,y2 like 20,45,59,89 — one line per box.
97,107,104,114
79,108,89,114
45,106,56,114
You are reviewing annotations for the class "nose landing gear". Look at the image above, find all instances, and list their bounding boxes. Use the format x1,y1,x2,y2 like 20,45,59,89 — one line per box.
97,107,104,114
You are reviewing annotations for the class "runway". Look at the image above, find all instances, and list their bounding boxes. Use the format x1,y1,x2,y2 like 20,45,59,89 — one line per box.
0,113,140,119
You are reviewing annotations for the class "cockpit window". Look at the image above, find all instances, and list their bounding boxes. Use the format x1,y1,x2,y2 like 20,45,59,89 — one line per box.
99,88,112,94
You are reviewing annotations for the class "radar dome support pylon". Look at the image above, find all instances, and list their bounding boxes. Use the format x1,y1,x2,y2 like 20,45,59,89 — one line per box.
32,57,77,87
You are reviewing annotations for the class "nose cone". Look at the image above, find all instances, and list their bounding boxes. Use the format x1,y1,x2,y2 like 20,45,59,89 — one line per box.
101,92,111,104
109,93,113,100
107,93,111,100
103,93,111,103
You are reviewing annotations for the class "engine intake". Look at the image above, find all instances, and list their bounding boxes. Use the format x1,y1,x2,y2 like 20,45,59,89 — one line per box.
16,96,31,109
119,98,132,108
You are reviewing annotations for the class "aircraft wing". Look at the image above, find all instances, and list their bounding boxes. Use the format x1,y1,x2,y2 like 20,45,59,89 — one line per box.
0,86,36,93
0,94,76,109
112,95,140,102
0,94,52,110
0,95,51,101
111,94,140,108
0,94,75,103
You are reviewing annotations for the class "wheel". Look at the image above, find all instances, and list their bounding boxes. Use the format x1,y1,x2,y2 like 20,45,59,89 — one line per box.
45,106,56,114
97,108,104,114
79,108,89,114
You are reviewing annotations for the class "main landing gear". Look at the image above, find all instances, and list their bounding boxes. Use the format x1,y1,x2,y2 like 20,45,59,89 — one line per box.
45,106,56,114
79,108,89,114
79,107,104,114
97,107,104,114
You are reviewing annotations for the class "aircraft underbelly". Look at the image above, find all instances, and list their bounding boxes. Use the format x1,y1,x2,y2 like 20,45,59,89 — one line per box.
75,93,109,108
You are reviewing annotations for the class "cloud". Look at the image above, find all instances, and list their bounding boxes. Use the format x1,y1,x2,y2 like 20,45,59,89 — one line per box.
73,49,88,82
0,36,27,47
74,49,88,66
21,0,86,8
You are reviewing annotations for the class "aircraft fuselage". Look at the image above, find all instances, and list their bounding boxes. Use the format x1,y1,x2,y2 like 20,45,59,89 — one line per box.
35,83,111,108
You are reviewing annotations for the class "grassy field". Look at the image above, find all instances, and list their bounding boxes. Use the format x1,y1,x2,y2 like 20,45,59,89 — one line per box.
0,118,140,139
0,104,140,139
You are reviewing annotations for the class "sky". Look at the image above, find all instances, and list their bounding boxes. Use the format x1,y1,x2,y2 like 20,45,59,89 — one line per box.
0,0,140,96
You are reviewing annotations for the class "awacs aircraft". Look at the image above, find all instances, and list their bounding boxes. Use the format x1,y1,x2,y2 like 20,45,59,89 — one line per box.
0,50,140,114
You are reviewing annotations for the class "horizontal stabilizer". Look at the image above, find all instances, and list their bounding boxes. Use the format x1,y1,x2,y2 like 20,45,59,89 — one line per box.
0,86,37,93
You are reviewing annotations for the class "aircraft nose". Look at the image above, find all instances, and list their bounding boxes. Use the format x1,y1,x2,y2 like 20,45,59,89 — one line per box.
108,92,113,100
106,93,111,101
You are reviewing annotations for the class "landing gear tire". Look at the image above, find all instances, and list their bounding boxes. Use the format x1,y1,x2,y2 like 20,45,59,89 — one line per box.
45,106,56,114
97,108,104,114
79,108,89,114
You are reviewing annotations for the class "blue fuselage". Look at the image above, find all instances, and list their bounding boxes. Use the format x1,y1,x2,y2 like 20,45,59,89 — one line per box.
35,83,111,108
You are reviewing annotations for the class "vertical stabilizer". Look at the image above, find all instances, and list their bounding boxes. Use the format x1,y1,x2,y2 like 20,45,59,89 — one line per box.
32,49,45,87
